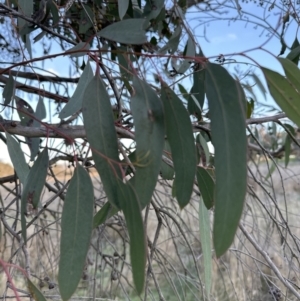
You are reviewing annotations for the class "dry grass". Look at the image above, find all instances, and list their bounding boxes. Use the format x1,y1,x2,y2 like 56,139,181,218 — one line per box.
1,161,300,300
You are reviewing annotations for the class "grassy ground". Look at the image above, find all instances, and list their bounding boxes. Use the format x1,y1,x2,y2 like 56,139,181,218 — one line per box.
1,161,300,300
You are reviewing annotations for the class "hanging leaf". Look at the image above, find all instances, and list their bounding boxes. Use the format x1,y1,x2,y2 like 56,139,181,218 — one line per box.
176,35,195,74
159,26,182,54
196,166,215,210
285,134,291,167
58,165,94,301
2,73,15,106
118,182,146,295
6,133,29,185
279,57,300,91
130,77,165,208
28,278,47,301
64,42,90,57
15,96,34,126
28,97,46,161
246,98,255,118
118,48,132,80
286,40,300,65
250,73,267,99
196,133,210,165
205,63,247,257
60,62,93,119
97,19,147,45
189,53,205,117
262,66,300,128
161,83,196,208
199,196,212,296
79,5,94,34
34,97,46,122
18,0,33,30
82,75,123,208
160,139,174,180
93,202,118,228
50,0,59,25
118,0,129,19
283,123,295,168
144,0,165,20
21,148,48,242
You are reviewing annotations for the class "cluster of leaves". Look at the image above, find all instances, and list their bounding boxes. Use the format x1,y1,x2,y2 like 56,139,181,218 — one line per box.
1,0,300,300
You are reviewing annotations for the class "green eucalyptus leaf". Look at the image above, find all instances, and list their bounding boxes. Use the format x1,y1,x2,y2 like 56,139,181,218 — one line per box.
60,62,93,119
160,139,174,180
159,26,182,54
18,0,33,30
29,97,46,161
118,183,146,295
205,63,247,257
2,73,15,106
283,123,295,167
28,278,47,301
144,0,164,20
118,0,129,19
177,35,195,74
97,19,147,45
6,133,29,185
286,40,300,65
196,166,215,210
58,165,94,301
93,202,118,228
262,66,300,128
64,42,90,57
130,77,164,207
161,83,196,208
196,133,210,165
21,148,49,242
82,75,123,208
199,196,212,296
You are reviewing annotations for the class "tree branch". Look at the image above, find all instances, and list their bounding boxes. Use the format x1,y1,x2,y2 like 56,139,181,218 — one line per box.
0,119,134,140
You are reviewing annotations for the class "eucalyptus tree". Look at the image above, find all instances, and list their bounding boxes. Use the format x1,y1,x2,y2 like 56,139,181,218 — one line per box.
0,1,300,300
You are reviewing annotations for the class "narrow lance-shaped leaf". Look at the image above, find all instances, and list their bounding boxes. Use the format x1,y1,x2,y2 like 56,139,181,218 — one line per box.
59,62,93,119
97,19,147,45
189,52,205,118
159,26,182,54
93,202,118,229
161,83,197,208
118,0,129,19
58,165,94,301
82,75,123,208
64,42,90,58
18,0,33,30
196,166,215,210
144,0,165,20
29,97,46,161
279,57,300,91
6,133,29,185
21,147,48,242
262,66,300,128
199,195,212,296
28,278,47,301
282,123,295,168
177,35,195,74
2,73,15,106
205,63,247,257
286,36,300,65
130,77,165,208
160,139,174,180
118,182,146,295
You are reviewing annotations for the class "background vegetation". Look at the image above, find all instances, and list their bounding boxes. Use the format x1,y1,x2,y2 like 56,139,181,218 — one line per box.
1,0,300,300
